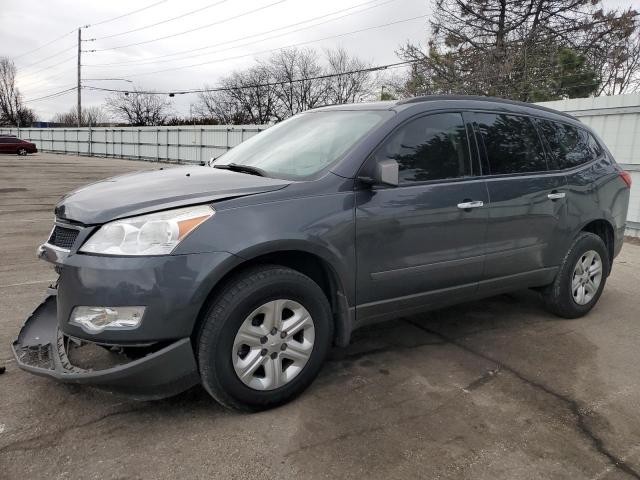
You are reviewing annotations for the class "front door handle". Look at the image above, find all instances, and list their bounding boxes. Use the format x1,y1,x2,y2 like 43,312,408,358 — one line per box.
457,200,484,209
547,192,566,200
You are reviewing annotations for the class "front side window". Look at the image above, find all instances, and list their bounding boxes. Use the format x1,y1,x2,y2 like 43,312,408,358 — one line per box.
474,113,548,175
536,119,601,170
374,112,471,183
213,110,391,180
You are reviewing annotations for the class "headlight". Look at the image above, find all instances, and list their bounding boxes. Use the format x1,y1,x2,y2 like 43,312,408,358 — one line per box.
80,205,214,256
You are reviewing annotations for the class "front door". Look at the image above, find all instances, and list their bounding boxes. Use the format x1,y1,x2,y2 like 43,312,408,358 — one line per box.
355,112,489,325
470,112,568,293
0,137,11,153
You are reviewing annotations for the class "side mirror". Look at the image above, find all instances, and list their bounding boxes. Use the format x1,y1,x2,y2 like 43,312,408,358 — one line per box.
359,159,399,187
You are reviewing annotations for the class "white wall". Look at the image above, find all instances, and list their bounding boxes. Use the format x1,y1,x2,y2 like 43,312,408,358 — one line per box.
536,93,640,236
0,125,269,165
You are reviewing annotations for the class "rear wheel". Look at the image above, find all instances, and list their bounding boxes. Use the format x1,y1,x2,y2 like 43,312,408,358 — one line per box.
541,232,609,318
17,148,27,156
197,265,333,411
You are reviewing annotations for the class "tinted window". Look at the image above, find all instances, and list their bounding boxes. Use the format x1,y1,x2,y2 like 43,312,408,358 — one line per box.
375,113,471,183
474,113,547,174
536,120,601,169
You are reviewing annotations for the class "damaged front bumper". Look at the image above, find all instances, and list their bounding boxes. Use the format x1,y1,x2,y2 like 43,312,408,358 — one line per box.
12,296,200,399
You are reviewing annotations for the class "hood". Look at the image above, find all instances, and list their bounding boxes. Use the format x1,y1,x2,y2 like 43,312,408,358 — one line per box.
55,166,290,224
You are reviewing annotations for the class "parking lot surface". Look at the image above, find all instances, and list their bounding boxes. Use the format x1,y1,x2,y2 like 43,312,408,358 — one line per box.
1,152,640,479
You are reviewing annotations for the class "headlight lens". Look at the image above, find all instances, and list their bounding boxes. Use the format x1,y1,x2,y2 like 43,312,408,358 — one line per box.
80,205,214,256
70,306,145,333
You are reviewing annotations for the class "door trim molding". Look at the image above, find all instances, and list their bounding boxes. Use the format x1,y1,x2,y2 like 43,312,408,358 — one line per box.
370,254,484,281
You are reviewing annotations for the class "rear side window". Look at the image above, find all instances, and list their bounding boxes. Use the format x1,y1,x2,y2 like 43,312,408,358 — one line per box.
374,112,471,183
536,119,602,170
474,113,548,175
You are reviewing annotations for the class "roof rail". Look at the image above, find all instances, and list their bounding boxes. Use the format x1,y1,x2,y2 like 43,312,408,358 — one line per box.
396,95,576,120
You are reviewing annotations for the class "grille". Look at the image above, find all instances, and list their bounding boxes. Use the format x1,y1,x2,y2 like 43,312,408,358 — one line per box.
48,225,79,250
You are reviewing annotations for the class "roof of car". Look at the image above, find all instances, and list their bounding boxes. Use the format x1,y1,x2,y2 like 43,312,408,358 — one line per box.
313,95,576,121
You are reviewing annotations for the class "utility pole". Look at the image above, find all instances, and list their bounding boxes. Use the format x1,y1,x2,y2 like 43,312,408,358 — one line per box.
77,27,81,128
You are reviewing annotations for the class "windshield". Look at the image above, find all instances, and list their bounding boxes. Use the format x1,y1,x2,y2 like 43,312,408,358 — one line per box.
212,110,391,180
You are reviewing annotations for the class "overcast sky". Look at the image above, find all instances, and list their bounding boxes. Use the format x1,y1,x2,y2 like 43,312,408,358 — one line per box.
1,0,637,121
1,0,429,121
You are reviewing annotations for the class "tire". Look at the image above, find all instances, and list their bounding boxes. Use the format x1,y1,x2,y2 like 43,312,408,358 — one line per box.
17,148,27,156
541,232,610,319
197,265,333,411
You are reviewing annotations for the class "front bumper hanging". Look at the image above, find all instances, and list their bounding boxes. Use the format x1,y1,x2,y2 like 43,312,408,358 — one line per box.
12,296,200,399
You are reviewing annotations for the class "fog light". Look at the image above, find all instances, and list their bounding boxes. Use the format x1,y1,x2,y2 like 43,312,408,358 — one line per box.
70,306,145,334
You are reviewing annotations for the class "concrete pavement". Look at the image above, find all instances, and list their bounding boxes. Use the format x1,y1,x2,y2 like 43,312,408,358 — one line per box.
1,152,639,479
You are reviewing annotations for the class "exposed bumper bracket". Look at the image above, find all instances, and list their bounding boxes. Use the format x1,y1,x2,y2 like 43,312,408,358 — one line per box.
12,296,200,400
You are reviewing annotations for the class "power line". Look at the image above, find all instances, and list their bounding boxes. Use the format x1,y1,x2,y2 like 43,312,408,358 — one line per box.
86,0,169,28
85,0,398,67
87,0,288,51
23,87,77,104
18,68,74,91
90,0,230,40
12,29,76,60
83,60,418,96
18,45,76,71
20,55,75,79
88,15,427,79
12,0,167,64
20,83,77,98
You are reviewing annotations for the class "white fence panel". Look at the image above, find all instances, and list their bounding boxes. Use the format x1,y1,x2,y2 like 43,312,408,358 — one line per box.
0,125,269,165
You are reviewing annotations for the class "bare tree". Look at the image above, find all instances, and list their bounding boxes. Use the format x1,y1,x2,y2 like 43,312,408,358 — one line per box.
192,47,375,124
194,89,253,124
266,48,326,119
325,47,373,104
52,106,108,126
197,65,277,125
0,57,35,126
594,21,640,95
104,88,172,126
224,65,278,124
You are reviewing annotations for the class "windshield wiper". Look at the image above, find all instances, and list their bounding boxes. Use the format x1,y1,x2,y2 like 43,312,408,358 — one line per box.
213,163,266,177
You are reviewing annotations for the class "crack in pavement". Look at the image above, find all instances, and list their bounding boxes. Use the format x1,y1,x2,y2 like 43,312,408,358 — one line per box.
404,318,640,480
462,367,500,392
0,406,149,455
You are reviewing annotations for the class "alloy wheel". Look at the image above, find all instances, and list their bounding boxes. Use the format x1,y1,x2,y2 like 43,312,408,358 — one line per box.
571,250,603,305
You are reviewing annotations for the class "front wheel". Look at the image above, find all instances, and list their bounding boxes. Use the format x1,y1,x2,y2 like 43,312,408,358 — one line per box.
541,232,610,319
197,265,333,411
17,148,27,156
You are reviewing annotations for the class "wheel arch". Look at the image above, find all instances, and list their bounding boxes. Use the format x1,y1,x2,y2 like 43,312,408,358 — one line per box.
194,245,354,348
579,218,615,269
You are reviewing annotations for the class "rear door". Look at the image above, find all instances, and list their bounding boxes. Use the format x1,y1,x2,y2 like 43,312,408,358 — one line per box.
355,111,489,323
470,112,568,293
535,118,613,256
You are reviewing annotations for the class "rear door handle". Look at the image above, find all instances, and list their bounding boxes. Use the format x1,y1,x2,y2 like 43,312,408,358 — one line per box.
547,192,566,200
457,200,484,209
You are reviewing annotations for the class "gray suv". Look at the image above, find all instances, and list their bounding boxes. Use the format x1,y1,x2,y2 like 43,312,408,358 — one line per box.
13,96,631,411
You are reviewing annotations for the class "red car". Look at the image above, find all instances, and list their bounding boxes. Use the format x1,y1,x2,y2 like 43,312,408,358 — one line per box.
0,135,37,155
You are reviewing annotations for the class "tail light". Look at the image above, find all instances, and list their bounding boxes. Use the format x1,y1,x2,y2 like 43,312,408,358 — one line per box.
619,171,632,188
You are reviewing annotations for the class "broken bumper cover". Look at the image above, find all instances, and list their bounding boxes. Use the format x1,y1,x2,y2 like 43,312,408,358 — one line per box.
12,296,200,399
